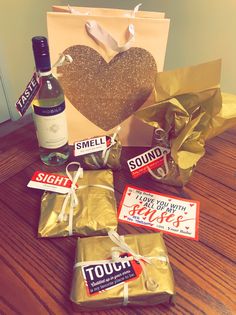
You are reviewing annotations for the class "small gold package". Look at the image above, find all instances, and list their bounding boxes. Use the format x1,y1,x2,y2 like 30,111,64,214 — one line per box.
135,60,236,186
75,127,122,171
70,231,175,311
38,168,117,237
81,136,121,170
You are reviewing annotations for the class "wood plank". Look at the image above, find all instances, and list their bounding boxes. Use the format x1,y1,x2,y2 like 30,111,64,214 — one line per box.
0,123,39,184
217,127,236,145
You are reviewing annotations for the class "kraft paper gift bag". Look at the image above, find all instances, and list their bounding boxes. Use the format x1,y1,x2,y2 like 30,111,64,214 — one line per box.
47,5,170,146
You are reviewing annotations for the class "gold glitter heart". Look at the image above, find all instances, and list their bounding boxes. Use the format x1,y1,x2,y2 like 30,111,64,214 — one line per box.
58,45,157,130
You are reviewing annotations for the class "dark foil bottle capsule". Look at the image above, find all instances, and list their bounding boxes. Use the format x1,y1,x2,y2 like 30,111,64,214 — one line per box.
31,36,70,166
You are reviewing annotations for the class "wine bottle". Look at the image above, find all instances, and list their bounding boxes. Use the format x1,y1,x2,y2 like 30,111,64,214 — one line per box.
31,36,70,166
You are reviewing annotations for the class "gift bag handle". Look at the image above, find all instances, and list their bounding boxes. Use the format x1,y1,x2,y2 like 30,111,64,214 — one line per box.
68,3,142,53
85,20,135,53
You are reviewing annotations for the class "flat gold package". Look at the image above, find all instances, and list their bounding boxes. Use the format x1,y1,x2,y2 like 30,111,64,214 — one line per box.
135,60,236,186
38,169,117,237
70,232,175,311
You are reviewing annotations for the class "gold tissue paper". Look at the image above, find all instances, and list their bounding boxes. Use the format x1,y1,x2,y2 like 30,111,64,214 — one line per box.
135,59,236,186
38,169,117,237
70,232,175,311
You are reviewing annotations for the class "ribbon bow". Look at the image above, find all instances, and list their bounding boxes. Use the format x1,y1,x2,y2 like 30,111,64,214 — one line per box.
108,230,151,263
108,231,168,294
57,162,83,236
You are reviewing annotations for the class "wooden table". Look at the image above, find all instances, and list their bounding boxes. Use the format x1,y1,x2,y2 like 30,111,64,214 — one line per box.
0,123,235,315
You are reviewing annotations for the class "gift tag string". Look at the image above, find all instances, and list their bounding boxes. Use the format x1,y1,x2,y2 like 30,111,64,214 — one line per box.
148,153,169,179
38,53,73,77
102,125,121,165
148,128,170,179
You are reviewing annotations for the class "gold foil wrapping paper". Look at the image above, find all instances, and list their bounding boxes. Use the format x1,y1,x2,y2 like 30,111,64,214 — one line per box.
38,170,117,237
80,135,122,171
135,60,236,186
70,233,175,311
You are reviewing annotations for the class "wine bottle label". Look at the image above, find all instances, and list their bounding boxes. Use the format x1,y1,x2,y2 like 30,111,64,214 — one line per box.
33,102,65,116
33,102,68,149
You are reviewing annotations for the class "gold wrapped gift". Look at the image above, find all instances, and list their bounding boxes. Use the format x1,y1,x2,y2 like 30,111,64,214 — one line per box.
38,169,117,237
70,231,175,311
135,60,236,186
81,134,122,171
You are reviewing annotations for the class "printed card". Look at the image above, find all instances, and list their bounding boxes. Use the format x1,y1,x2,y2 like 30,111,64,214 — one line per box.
118,185,200,240
27,171,75,194
15,72,40,116
127,146,170,179
74,136,115,157
82,253,142,296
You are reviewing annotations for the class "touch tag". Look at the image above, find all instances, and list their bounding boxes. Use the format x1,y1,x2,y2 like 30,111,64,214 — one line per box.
27,171,78,194
118,185,200,240
82,253,142,296
127,146,170,179
15,72,40,117
74,136,115,157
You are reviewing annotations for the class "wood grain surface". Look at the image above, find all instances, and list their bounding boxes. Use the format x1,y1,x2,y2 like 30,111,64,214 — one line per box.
0,123,236,315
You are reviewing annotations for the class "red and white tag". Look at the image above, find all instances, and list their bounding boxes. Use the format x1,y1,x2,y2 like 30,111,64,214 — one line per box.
27,171,76,194
15,72,40,117
74,136,115,157
127,146,170,179
118,185,200,240
82,253,142,296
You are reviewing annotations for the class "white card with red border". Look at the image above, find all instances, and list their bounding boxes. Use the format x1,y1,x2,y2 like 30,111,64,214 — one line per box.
27,171,74,194
118,185,200,240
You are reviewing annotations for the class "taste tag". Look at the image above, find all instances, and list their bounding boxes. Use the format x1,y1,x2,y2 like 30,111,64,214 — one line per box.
27,171,78,194
118,185,200,240
15,72,40,117
127,146,170,179
82,253,142,296
74,136,115,157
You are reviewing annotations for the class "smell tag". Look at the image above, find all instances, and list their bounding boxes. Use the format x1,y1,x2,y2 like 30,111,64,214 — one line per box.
15,72,40,116
27,171,78,194
82,253,142,296
127,146,170,179
74,136,115,157
118,185,200,240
